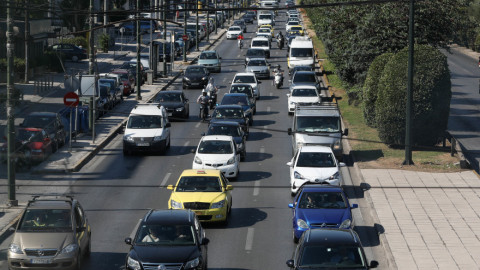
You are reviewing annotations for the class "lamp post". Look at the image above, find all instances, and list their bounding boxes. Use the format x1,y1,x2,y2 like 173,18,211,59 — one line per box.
183,1,187,62
214,0,217,34
136,0,142,99
206,2,209,43
403,0,415,165
196,1,199,51
162,0,167,77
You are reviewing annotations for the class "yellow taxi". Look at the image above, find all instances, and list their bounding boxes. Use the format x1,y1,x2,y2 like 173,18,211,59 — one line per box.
167,169,233,224
290,26,304,36
259,24,274,37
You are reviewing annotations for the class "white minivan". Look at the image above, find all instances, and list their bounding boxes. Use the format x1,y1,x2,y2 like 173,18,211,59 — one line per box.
288,36,315,70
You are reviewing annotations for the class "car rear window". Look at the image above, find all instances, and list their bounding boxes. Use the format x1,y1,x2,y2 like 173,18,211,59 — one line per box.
252,40,269,47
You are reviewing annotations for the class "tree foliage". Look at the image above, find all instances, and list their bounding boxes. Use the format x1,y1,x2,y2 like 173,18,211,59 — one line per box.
375,45,451,147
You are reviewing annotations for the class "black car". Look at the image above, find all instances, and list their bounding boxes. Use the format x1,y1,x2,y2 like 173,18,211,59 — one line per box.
182,65,210,89
289,65,315,77
289,71,321,92
204,121,247,161
245,48,266,64
20,112,66,152
286,229,379,269
153,90,190,119
210,105,250,135
47,43,87,62
233,19,247,33
220,93,254,126
243,13,255,24
125,209,209,270
229,84,256,114
119,61,146,85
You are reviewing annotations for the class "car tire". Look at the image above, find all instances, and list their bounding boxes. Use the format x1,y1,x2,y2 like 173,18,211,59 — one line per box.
293,231,299,244
75,253,82,270
123,148,130,156
85,237,91,257
72,55,79,62
166,137,171,149
240,152,246,161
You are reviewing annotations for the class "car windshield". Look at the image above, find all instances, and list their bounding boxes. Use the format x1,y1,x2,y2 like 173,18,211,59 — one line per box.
156,93,181,102
127,115,163,129
247,60,267,67
296,116,340,132
234,20,244,25
176,176,222,192
221,96,249,106
118,73,130,81
200,52,218,59
22,116,54,129
252,40,269,47
17,130,43,142
297,152,336,168
198,140,233,154
18,209,72,232
300,245,365,267
212,108,244,119
186,67,207,75
294,67,314,73
234,75,256,84
298,192,346,209
292,88,318,97
291,48,314,58
207,125,242,137
247,49,265,57
98,85,109,97
291,26,303,31
293,73,316,83
135,224,196,246
259,14,272,19
230,85,253,97
288,21,299,25
258,28,270,33
229,26,241,31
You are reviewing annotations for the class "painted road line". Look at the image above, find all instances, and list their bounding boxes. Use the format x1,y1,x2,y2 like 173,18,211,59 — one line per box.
253,180,261,196
195,122,201,128
245,227,255,251
160,172,172,188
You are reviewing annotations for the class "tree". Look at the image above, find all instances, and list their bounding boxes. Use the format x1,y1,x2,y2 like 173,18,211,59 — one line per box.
59,0,90,33
375,45,451,147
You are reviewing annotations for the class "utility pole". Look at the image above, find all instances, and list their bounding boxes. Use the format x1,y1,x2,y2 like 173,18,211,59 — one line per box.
228,0,231,24
214,0,217,34
7,0,18,206
183,0,187,62
206,2,209,43
103,0,107,34
196,0,199,51
403,0,415,165
89,0,95,75
24,0,29,83
136,0,142,99
162,0,167,77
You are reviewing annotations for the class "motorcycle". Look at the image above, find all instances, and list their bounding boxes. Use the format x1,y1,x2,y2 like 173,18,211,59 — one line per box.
273,70,284,89
199,101,209,122
238,39,243,49
208,90,217,110
277,37,284,50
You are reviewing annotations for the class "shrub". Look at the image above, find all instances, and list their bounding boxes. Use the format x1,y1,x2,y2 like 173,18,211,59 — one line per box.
375,44,451,147
362,52,394,127
0,58,26,73
98,33,110,52
61,36,88,48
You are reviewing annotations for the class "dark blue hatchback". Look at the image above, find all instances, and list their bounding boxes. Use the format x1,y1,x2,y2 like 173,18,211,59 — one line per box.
220,93,254,126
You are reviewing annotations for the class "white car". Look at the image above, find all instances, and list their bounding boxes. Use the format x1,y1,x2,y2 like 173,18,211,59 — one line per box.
192,135,240,179
287,85,322,115
286,20,300,32
227,26,243,39
250,36,271,58
286,145,343,196
232,72,262,100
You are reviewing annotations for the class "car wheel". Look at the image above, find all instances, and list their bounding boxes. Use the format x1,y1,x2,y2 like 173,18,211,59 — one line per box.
166,137,171,149
85,236,91,257
240,152,246,161
123,148,130,156
75,253,82,270
72,55,79,62
221,209,229,226
293,231,299,243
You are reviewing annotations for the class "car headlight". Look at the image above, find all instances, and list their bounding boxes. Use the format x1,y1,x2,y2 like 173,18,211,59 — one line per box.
333,139,341,150
339,219,352,229
127,256,141,270
60,243,78,254
176,107,184,111
124,136,134,142
9,243,23,254
202,76,209,81
183,77,191,82
294,171,304,179
184,257,200,269
194,156,202,164
329,171,340,180
297,219,309,229
289,101,296,105
211,199,226,209
171,200,183,209
227,157,235,165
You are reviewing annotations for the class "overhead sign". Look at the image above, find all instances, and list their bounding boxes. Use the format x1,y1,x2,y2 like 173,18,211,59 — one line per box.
64,91,79,107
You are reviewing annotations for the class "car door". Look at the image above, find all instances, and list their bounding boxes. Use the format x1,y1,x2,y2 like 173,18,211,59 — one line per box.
181,93,189,114
289,150,299,186
74,204,89,254
220,174,232,206
163,114,170,142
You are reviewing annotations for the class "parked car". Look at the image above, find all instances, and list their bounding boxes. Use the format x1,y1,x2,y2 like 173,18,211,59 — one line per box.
209,105,250,135
7,196,91,270
46,43,87,62
124,209,209,270
98,78,123,106
182,65,210,89
119,61,146,85
205,121,247,161
198,50,222,73
286,229,379,269
110,69,135,95
289,185,358,243
152,90,190,120
20,112,66,153
16,128,54,164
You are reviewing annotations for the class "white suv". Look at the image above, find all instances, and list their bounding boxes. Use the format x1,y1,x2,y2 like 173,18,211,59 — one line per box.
123,104,171,155
286,145,344,196
192,135,240,179
250,36,271,58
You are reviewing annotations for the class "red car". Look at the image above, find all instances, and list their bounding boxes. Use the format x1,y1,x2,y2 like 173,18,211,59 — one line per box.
17,128,53,163
111,69,135,96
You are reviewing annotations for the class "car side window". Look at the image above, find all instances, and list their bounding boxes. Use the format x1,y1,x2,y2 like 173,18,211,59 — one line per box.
220,174,229,189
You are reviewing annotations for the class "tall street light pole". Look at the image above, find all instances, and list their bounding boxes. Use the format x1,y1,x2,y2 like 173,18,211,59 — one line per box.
136,0,142,99
162,0,167,77
403,0,415,165
24,0,29,83
183,1,187,62
89,0,95,75
206,2,209,43
7,0,17,206
214,0,217,34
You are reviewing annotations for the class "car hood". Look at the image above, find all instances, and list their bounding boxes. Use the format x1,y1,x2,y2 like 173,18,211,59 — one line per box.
171,191,226,204
195,153,234,164
185,73,207,80
246,66,269,73
158,101,184,108
294,132,340,146
289,59,314,67
210,118,247,126
131,245,199,263
289,96,320,104
296,208,351,226
125,128,165,138
13,231,74,251
228,30,242,35
198,59,219,65
294,167,339,181
232,82,257,90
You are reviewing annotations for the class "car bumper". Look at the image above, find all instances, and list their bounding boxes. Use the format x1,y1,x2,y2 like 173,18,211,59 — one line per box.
123,140,166,153
8,253,79,270
290,178,341,194
190,207,228,222
253,72,270,79
183,79,208,89
202,65,221,72
227,33,239,39
192,163,238,178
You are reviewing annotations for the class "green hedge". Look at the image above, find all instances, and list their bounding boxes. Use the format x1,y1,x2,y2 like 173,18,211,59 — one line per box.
362,52,394,127
375,44,451,147
61,36,88,48
0,58,26,73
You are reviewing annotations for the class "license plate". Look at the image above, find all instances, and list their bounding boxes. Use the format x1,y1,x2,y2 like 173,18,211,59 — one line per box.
136,142,150,146
168,113,173,116
31,258,52,264
191,83,200,86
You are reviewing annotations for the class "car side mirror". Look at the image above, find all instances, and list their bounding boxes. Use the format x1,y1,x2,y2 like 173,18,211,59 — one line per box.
167,185,174,190
77,226,86,232
287,128,292,135
219,57,222,59
286,161,292,167
19,123,23,127
201,238,210,245
351,203,358,209
339,162,346,167
8,226,16,232
258,81,262,84
370,261,379,268
286,260,294,267
288,80,292,83
226,185,234,191
288,203,294,208
44,137,51,142
190,148,196,153
343,128,349,136
165,122,171,128
125,237,132,245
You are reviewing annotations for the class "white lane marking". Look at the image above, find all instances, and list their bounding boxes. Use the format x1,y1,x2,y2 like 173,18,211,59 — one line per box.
253,180,261,196
160,173,172,188
245,227,255,251
267,106,271,112
269,92,273,96
223,77,227,83
195,122,201,128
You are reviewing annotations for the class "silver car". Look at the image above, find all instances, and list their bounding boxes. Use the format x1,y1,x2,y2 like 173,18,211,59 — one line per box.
198,50,222,73
245,58,270,79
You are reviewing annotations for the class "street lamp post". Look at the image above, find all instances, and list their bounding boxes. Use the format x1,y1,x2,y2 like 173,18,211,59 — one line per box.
206,2,209,43
162,0,167,77
403,0,415,165
183,1,187,62
136,0,142,99
196,1,199,51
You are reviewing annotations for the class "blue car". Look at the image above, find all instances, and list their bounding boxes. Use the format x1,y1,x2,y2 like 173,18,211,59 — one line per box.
220,93,254,126
288,185,358,243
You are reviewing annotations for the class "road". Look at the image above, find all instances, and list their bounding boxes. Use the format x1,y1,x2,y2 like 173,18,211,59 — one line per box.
0,8,387,270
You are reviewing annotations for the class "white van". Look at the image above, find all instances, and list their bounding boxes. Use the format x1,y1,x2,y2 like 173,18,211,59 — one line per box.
288,36,315,70
123,104,171,155
257,13,274,26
